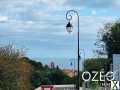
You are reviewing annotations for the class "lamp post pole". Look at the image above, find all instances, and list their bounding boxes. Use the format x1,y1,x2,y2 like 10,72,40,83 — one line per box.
66,10,80,90
80,49,85,70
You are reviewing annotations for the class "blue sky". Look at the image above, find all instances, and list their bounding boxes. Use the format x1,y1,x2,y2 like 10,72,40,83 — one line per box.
0,0,120,68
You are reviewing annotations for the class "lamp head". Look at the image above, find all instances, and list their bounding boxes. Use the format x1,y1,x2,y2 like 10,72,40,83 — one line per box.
66,22,73,33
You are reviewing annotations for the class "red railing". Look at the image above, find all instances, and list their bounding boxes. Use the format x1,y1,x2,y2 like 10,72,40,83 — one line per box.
40,85,54,90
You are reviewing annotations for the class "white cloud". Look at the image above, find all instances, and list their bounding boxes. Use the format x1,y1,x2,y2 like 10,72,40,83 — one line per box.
38,0,67,6
34,11,49,17
79,16,117,34
2,19,35,33
68,0,120,9
0,16,9,23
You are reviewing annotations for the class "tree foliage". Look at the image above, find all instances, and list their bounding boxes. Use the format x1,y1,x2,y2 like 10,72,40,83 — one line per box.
29,59,74,89
0,45,32,90
0,44,76,90
96,20,120,59
84,58,110,72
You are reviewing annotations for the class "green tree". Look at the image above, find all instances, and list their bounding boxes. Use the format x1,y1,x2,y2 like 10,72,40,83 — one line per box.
48,69,72,84
29,60,52,89
29,59,75,89
0,45,32,90
96,20,120,59
84,58,110,72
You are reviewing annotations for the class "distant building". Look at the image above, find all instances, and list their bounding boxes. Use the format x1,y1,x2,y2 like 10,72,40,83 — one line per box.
63,69,77,78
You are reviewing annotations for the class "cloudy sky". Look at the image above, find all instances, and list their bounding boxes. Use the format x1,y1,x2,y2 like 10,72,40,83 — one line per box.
0,0,120,63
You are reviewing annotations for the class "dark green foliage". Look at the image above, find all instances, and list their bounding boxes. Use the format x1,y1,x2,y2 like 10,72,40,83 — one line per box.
48,69,73,84
84,58,110,72
96,20,120,59
29,60,74,89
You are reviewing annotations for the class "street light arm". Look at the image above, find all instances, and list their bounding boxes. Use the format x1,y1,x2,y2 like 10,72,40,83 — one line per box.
66,10,79,21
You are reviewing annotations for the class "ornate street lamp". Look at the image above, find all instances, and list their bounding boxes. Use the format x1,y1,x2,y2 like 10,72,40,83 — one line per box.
66,10,80,90
66,21,73,33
